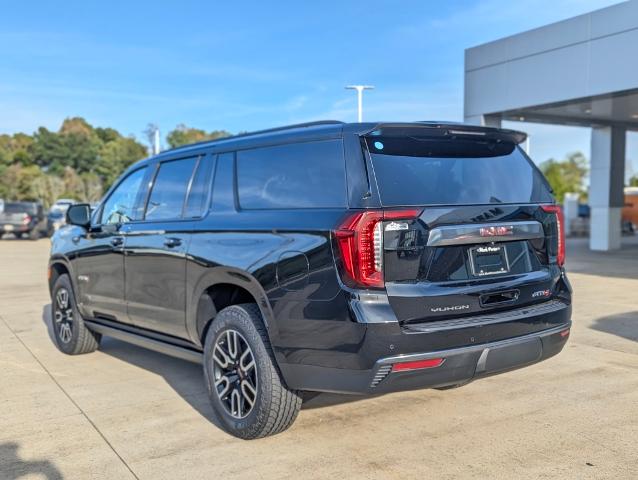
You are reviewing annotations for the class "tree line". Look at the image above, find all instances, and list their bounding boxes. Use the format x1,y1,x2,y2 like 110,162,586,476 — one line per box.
539,152,638,202
2,118,634,208
0,118,231,207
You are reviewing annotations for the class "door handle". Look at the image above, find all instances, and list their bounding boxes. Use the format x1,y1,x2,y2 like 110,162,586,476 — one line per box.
164,237,182,248
110,236,124,247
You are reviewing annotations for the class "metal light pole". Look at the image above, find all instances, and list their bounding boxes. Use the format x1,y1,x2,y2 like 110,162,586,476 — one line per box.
144,123,161,155
153,128,161,155
345,85,374,122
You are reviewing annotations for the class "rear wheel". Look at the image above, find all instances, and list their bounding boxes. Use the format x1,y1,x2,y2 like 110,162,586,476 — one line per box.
51,274,101,354
203,304,302,439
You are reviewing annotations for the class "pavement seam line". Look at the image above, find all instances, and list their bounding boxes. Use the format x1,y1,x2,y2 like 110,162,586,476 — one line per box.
0,314,140,480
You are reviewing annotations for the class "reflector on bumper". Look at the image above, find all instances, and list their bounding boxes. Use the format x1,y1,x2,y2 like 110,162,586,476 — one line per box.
391,358,445,372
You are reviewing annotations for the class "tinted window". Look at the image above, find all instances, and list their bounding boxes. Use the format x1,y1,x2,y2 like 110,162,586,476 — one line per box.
237,140,346,209
145,157,197,220
184,155,214,218
4,203,37,214
101,168,147,224
367,137,552,206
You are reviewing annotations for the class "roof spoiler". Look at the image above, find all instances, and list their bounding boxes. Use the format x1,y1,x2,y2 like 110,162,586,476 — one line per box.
361,122,527,145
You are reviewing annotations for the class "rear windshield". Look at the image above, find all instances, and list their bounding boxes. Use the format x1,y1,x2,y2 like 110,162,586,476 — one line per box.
4,203,36,214
366,136,552,206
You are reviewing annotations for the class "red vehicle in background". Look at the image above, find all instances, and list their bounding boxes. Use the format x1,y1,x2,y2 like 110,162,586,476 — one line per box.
622,187,638,233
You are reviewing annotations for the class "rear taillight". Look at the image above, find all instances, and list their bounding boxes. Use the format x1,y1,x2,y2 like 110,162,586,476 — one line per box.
540,205,565,267
335,209,421,288
22,215,31,225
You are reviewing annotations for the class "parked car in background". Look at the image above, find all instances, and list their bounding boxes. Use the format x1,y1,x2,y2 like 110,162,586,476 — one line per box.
569,196,635,237
0,201,48,239
49,121,572,439
47,199,76,234
622,187,638,233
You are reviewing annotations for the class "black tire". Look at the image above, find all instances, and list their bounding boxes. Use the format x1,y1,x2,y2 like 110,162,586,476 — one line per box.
203,303,302,439
51,274,101,355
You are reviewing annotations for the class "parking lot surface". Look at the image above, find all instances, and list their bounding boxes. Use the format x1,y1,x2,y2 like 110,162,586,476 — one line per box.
0,238,636,479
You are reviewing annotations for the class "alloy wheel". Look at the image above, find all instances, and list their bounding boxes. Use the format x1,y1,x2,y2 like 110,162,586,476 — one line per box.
212,329,258,419
54,288,74,344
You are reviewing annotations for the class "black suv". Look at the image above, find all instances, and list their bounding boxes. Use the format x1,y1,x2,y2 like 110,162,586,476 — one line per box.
49,121,571,439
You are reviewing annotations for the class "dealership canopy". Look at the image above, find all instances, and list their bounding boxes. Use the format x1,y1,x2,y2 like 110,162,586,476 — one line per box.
464,1,638,251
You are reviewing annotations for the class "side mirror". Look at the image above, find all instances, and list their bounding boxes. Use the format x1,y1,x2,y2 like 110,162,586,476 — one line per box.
66,203,92,228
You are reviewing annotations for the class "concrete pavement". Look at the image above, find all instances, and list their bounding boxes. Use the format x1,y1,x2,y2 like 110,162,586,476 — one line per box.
0,238,636,479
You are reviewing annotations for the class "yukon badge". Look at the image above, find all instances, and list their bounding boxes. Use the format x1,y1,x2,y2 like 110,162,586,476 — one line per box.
431,304,470,313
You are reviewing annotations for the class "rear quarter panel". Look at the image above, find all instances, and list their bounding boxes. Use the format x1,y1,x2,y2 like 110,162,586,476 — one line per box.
185,210,364,367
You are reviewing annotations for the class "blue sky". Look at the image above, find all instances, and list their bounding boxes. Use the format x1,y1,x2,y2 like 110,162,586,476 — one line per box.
1,0,635,176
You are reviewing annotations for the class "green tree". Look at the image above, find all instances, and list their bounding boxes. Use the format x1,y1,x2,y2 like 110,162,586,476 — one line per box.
539,152,588,203
95,127,120,144
166,124,231,148
80,172,103,203
0,165,10,198
96,136,148,188
0,133,34,166
0,164,47,202
629,175,638,187
13,150,33,166
0,119,228,206
30,118,102,174
0,148,10,168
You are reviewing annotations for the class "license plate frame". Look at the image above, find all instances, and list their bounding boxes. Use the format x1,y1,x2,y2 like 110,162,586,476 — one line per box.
469,244,509,277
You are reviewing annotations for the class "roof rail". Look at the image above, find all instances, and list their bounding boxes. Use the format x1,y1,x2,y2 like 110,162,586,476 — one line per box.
238,120,344,138
164,120,345,153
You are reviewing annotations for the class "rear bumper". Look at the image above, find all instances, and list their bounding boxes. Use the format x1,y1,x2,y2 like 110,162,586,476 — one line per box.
0,225,29,233
280,323,570,394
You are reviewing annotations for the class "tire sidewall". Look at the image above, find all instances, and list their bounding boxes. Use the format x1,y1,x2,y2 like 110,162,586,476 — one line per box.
203,306,276,439
51,274,82,354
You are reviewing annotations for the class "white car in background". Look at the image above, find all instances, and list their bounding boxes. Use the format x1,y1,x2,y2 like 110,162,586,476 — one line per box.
47,199,76,233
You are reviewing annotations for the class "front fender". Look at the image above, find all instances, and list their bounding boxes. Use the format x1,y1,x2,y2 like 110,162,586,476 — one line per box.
49,226,86,313
47,255,88,316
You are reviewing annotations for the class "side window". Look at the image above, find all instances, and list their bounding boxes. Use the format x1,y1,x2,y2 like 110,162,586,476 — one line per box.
100,167,147,225
145,157,197,221
184,155,215,218
236,140,346,209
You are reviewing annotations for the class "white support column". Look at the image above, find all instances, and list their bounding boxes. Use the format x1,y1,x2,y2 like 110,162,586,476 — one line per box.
589,126,626,251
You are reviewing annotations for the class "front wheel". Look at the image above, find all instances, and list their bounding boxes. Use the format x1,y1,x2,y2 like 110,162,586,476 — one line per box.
51,274,101,354
203,304,302,439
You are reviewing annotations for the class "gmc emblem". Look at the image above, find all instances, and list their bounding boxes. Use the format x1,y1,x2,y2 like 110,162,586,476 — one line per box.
480,225,514,237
